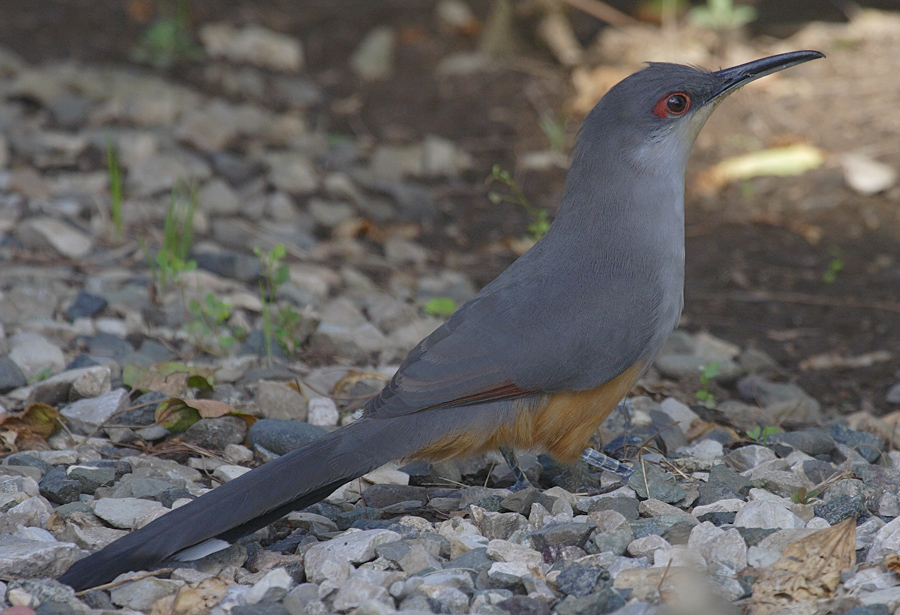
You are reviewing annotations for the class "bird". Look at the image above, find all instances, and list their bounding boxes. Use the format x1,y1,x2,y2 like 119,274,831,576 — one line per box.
58,50,824,591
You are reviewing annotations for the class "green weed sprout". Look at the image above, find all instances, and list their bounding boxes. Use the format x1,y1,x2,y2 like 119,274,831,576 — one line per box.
489,165,549,242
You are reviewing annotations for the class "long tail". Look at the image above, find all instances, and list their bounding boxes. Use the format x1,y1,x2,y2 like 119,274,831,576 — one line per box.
58,415,428,591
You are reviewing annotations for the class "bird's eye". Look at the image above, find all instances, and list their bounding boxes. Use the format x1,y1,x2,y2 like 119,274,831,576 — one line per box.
653,92,691,118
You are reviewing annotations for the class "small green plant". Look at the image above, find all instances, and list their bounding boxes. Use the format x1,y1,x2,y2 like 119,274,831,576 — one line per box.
27,367,54,385
107,139,124,239
424,297,457,318
146,183,198,293
746,425,781,444
695,360,720,408
131,0,200,68
254,243,307,358
187,292,241,356
489,165,549,242
538,114,568,153
790,486,820,505
822,245,844,284
688,0,757,30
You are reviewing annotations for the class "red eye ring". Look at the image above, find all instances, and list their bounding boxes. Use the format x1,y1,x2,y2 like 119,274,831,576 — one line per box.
652,92,691,118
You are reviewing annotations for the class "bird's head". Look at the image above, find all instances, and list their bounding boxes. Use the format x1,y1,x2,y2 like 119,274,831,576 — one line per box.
578,51,825,172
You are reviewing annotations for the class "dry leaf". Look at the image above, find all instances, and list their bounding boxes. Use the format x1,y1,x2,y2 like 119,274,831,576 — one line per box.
695,144,825,194
334,370,389,398
0,403,62,451
884,552,900,574
799,351,892,371
156,578,228,615
123,363,216,397
749,517,856,610
156,398,256,433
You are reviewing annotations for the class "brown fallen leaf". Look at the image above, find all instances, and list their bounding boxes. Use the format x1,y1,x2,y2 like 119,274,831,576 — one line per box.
334,369,389,399
884,552,900,574
123,362,216,398
151,577,228,615
0,403,62,451
748,517,856,611
156,398,256,433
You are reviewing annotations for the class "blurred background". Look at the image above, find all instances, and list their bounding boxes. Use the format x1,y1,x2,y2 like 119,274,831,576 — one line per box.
1,0,899,417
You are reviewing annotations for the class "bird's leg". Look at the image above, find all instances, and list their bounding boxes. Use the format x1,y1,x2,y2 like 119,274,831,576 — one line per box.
581,448,633,478
582,397,635,479
499,446,533,491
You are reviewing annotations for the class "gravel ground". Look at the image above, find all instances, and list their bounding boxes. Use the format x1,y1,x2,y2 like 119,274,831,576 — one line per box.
1,10,900,615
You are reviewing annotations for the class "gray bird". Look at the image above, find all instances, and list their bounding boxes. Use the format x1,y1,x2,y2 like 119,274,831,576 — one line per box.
59,50,824,591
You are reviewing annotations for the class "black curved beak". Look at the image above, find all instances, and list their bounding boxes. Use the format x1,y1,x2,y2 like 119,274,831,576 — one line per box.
712,50,825,100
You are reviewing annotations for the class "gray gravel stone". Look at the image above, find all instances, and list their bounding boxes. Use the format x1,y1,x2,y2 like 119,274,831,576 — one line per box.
724,444,777,473
8,332,66,380
733,500,805,530
256,380,309,421
0,356,27,392
247,419,327,458
829,424,884,464
200,23,304,72
197,177,241,215
304,529,401,583
39,466,82,504
768,429,835,457
59,388,129,434
127,152,211,197
93,496,164,529
0,535,83,579
266,152,318,195
627,464,684,504
183,416,248,451
18,216,93,259
350,27,396,81
110,577,184,610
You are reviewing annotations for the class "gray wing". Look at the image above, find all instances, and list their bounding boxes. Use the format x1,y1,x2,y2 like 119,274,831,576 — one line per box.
365,241,663,419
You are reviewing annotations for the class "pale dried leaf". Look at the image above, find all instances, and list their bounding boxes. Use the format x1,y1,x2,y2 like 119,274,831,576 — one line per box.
696,144,825,193
750,518,856,608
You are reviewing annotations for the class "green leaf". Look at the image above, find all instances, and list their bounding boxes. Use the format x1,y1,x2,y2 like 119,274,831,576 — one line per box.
424,297,457,317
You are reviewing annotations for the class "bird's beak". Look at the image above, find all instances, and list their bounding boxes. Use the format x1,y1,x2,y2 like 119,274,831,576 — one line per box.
711,50,825,100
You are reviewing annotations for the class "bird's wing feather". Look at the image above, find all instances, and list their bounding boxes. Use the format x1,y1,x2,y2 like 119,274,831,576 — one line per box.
366,244,656,418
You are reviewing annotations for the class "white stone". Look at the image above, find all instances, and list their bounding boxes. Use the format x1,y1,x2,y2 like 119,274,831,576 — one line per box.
688,522,747,573
627,535,670,562
304,529,400,583
677,439,723,460
307,397,339,427
200,23,303,72
212,464,251,483
841,153,897,195
806,517,831,529
19,216,92,259
747,545,781,568
692,498,745,517
486,539,543,568
734,500,805,530
659,397,699,434
94,497,164,529
866,515,900,563
246,568,294,604
349,27,395,81
110,577,184,610
652,545,705,569
363,462,410,485
8,333,66,380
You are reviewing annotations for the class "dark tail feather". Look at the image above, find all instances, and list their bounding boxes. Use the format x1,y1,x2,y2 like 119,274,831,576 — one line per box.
58,416,422,591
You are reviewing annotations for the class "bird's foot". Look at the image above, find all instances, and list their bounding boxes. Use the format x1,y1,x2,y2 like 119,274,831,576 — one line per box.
499,446,533,492
581,448,633,479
